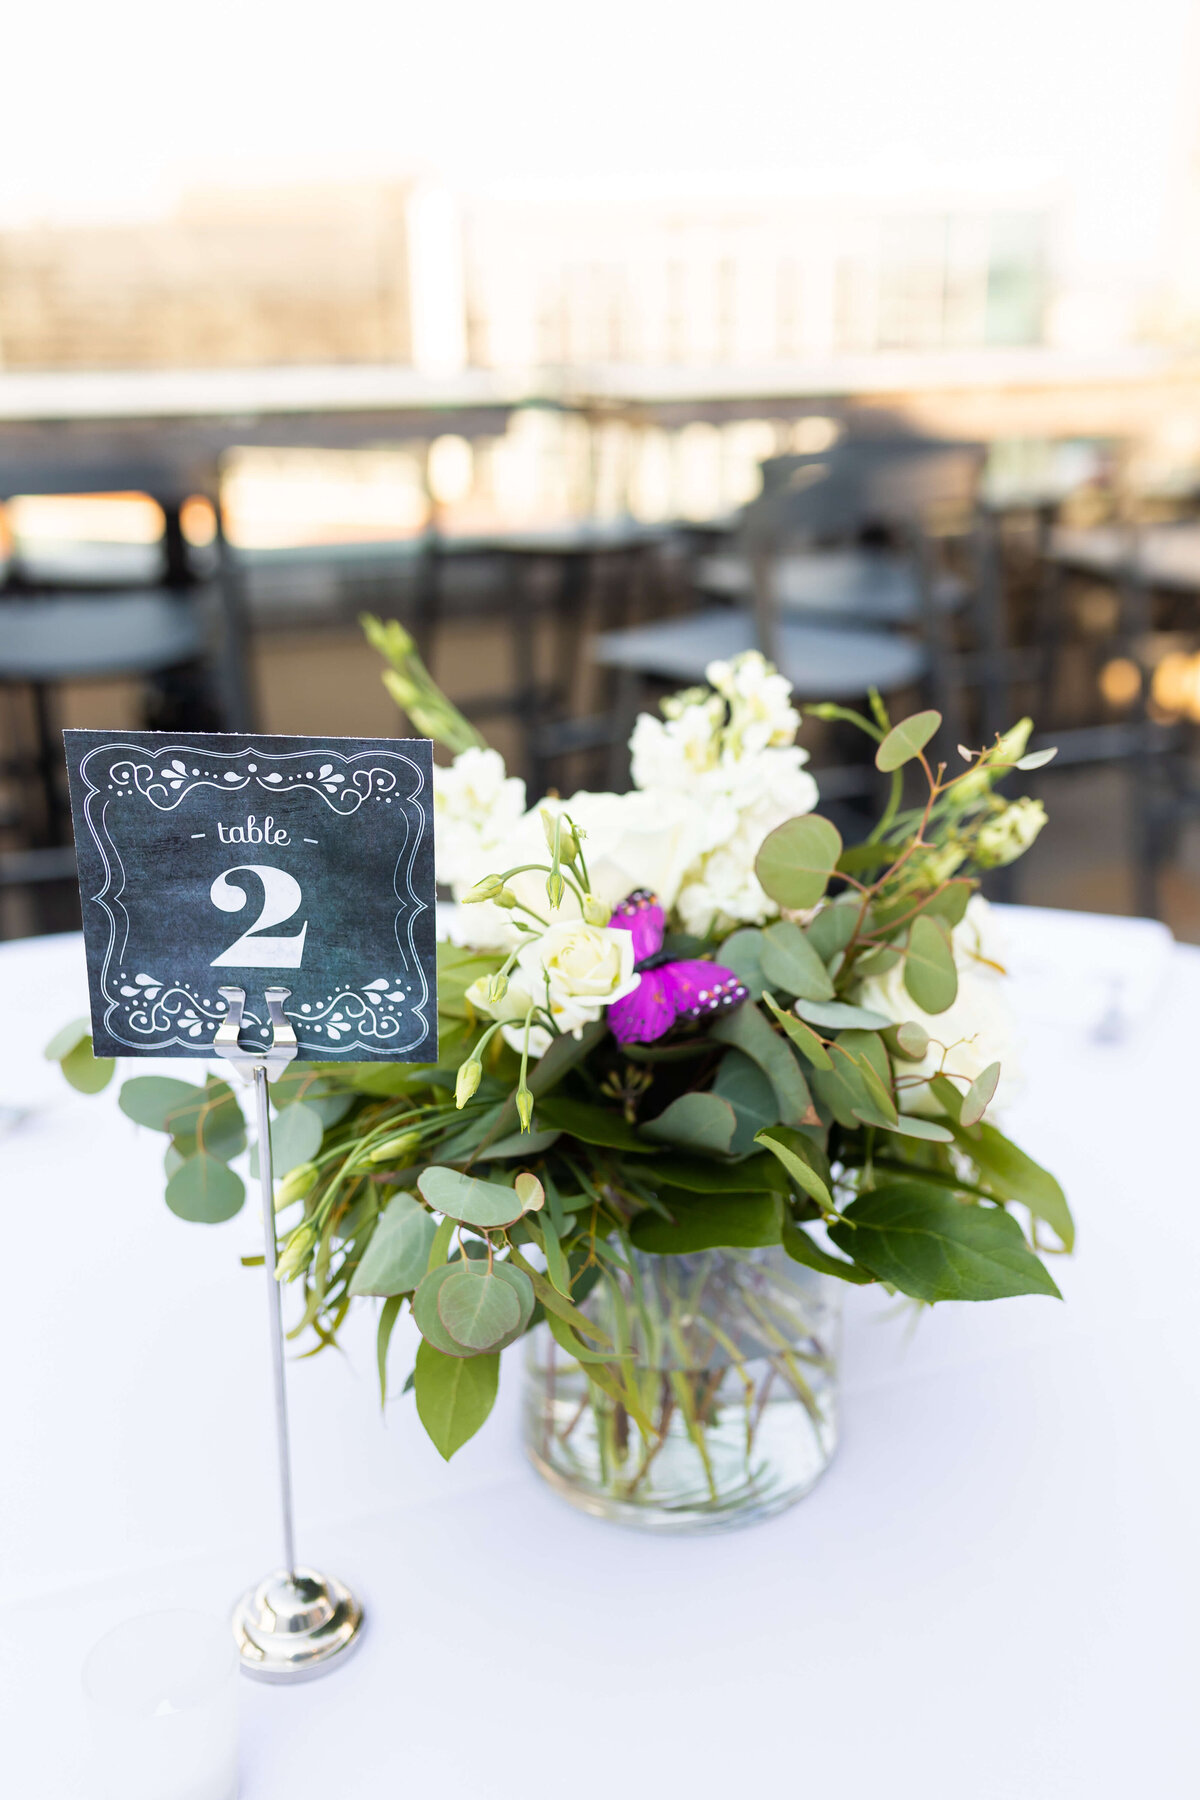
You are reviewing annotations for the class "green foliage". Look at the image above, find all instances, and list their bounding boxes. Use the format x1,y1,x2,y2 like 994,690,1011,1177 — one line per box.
875,709,942,772
437,1265,523,1350
711,1050,781,1153
754,1127,834,1212
43,1018,91,1063
960,1062,1001,1127
829,1183,1061,1302
350,1193,437,1297
630,1192,782,1253
413,1340,500,1459
268,1101,323,1175
418,1166,531,1229
119,1076,202,1131
710,1001,813,1126
165,1153,245,1224
951,1122,1075,1250
640,1093,737,1153
782,1220,874,1284
760,993,834,1070
537,1095,653,1152
719,927,768,998
759,921,835,1001
903,915,959,1014
755,815,843,910
794,998,891,1031
60,1038,116,1094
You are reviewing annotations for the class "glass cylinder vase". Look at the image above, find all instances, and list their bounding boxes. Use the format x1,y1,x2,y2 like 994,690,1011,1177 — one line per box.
522,1244,840,1532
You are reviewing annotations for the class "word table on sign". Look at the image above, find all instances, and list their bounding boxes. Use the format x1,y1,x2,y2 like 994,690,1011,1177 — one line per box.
64,730,437,1062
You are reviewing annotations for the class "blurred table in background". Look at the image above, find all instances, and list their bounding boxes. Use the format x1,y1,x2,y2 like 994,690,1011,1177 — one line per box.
1,904,1193,1800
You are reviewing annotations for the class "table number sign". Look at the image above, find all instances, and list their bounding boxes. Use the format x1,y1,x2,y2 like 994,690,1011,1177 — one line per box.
64,729,437,1063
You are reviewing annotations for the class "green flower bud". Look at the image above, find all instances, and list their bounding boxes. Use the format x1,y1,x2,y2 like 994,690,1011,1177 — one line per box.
368,1129,422,1164
516,1085,534,1132
975,797,1048,867
581,893,609,925
546,869,566,909
483,972,509,1004
990,718,1034,767
541,807,581,864
275,1160,317,1208
275,1222,317,1282
455,1059,483,1108
462,874,505,903
493,887,518,910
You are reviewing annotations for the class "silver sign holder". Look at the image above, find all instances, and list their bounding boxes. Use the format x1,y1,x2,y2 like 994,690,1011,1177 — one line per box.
214,984,364,1680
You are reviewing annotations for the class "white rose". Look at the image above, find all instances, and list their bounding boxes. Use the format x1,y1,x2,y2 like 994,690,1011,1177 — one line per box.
855,897,1021,1116
516,919,640,1021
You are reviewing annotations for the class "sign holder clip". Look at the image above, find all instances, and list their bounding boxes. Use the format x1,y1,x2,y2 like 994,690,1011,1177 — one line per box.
215,984,364,1681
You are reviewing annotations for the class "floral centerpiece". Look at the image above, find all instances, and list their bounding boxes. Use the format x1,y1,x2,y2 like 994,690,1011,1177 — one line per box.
52,620,1071,1529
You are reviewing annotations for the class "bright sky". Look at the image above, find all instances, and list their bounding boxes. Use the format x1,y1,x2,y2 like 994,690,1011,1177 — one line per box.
3,0,1196,273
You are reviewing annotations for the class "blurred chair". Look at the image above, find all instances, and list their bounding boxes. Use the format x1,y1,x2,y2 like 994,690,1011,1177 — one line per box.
0,479,252,931
594,436,986,792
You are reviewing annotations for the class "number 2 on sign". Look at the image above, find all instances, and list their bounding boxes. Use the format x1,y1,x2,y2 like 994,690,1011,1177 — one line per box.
209,864,308,968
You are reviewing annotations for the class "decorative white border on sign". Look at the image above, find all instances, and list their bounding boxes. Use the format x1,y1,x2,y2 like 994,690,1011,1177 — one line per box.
76,739,433,1057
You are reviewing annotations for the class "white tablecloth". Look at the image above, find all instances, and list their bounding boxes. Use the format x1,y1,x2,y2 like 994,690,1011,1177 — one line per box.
1,909,1195,1799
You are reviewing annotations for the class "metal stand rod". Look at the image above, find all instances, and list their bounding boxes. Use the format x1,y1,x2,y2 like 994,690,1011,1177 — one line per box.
216,985,363,1678
253,1063,297,1582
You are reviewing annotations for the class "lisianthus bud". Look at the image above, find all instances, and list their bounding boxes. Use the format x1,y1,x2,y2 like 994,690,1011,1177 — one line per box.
368,1129,422,1164
493,887,518,910
275,1161,317,1208
516,1085,534,1132
275,1222,316,1282
990,718,1034,767
976,797,1047,867
483,971,509,1004
546,869,565,909
540,807,581,863
581,893,609,925
462,874,504,903
455,1060,483,1108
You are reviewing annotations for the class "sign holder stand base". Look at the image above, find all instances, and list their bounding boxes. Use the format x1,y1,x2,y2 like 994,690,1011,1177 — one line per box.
215,984,364,1681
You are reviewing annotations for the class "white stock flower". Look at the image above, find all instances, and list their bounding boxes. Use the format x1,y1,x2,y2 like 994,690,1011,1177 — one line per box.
434,747,527,889
855,897,1022,1117
706,650,801,752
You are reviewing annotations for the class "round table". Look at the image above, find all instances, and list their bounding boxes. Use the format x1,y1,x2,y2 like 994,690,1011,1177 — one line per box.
0,908,1194,1799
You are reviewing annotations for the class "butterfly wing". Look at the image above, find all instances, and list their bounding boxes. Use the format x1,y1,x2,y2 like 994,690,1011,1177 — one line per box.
608,960,749,1045
607,888,666,963
657,961,749,1027
608,968,675,1045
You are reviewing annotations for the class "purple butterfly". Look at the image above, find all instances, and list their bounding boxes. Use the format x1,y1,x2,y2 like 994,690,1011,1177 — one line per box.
606,889,749,1046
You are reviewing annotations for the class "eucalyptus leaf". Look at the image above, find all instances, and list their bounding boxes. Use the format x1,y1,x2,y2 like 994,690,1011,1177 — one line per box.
165,1153,245,1224
61,1038,116,1094
893,1021,930,1060
755,815,843,911
413,1339,500,1459
960,1061,1001,1127
711,1049,781,1153
794,998,892,1031
119,1076,202,1132
759,921,836,1001
865,1113,954,1144
646,1153,786,1195
350,1192,437,1297
761,993,834,1070
376,1294,404,1406
269,1101,324,1176
719,928,767,999
710,1001,814,1126
829,1182,1061,1302
418,1166,527,1229
875,709,941,772
630,1192,782,1254
754,1127,834,1212
437,1266,522,1351
922,880,975,927
805,901,859,962
44,1017,91,1063
904,915,958,1014
1015,746,1057,771
640,1092,737,1153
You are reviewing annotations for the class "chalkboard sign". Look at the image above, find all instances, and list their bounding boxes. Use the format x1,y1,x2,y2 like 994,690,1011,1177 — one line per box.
65,730,437,1062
